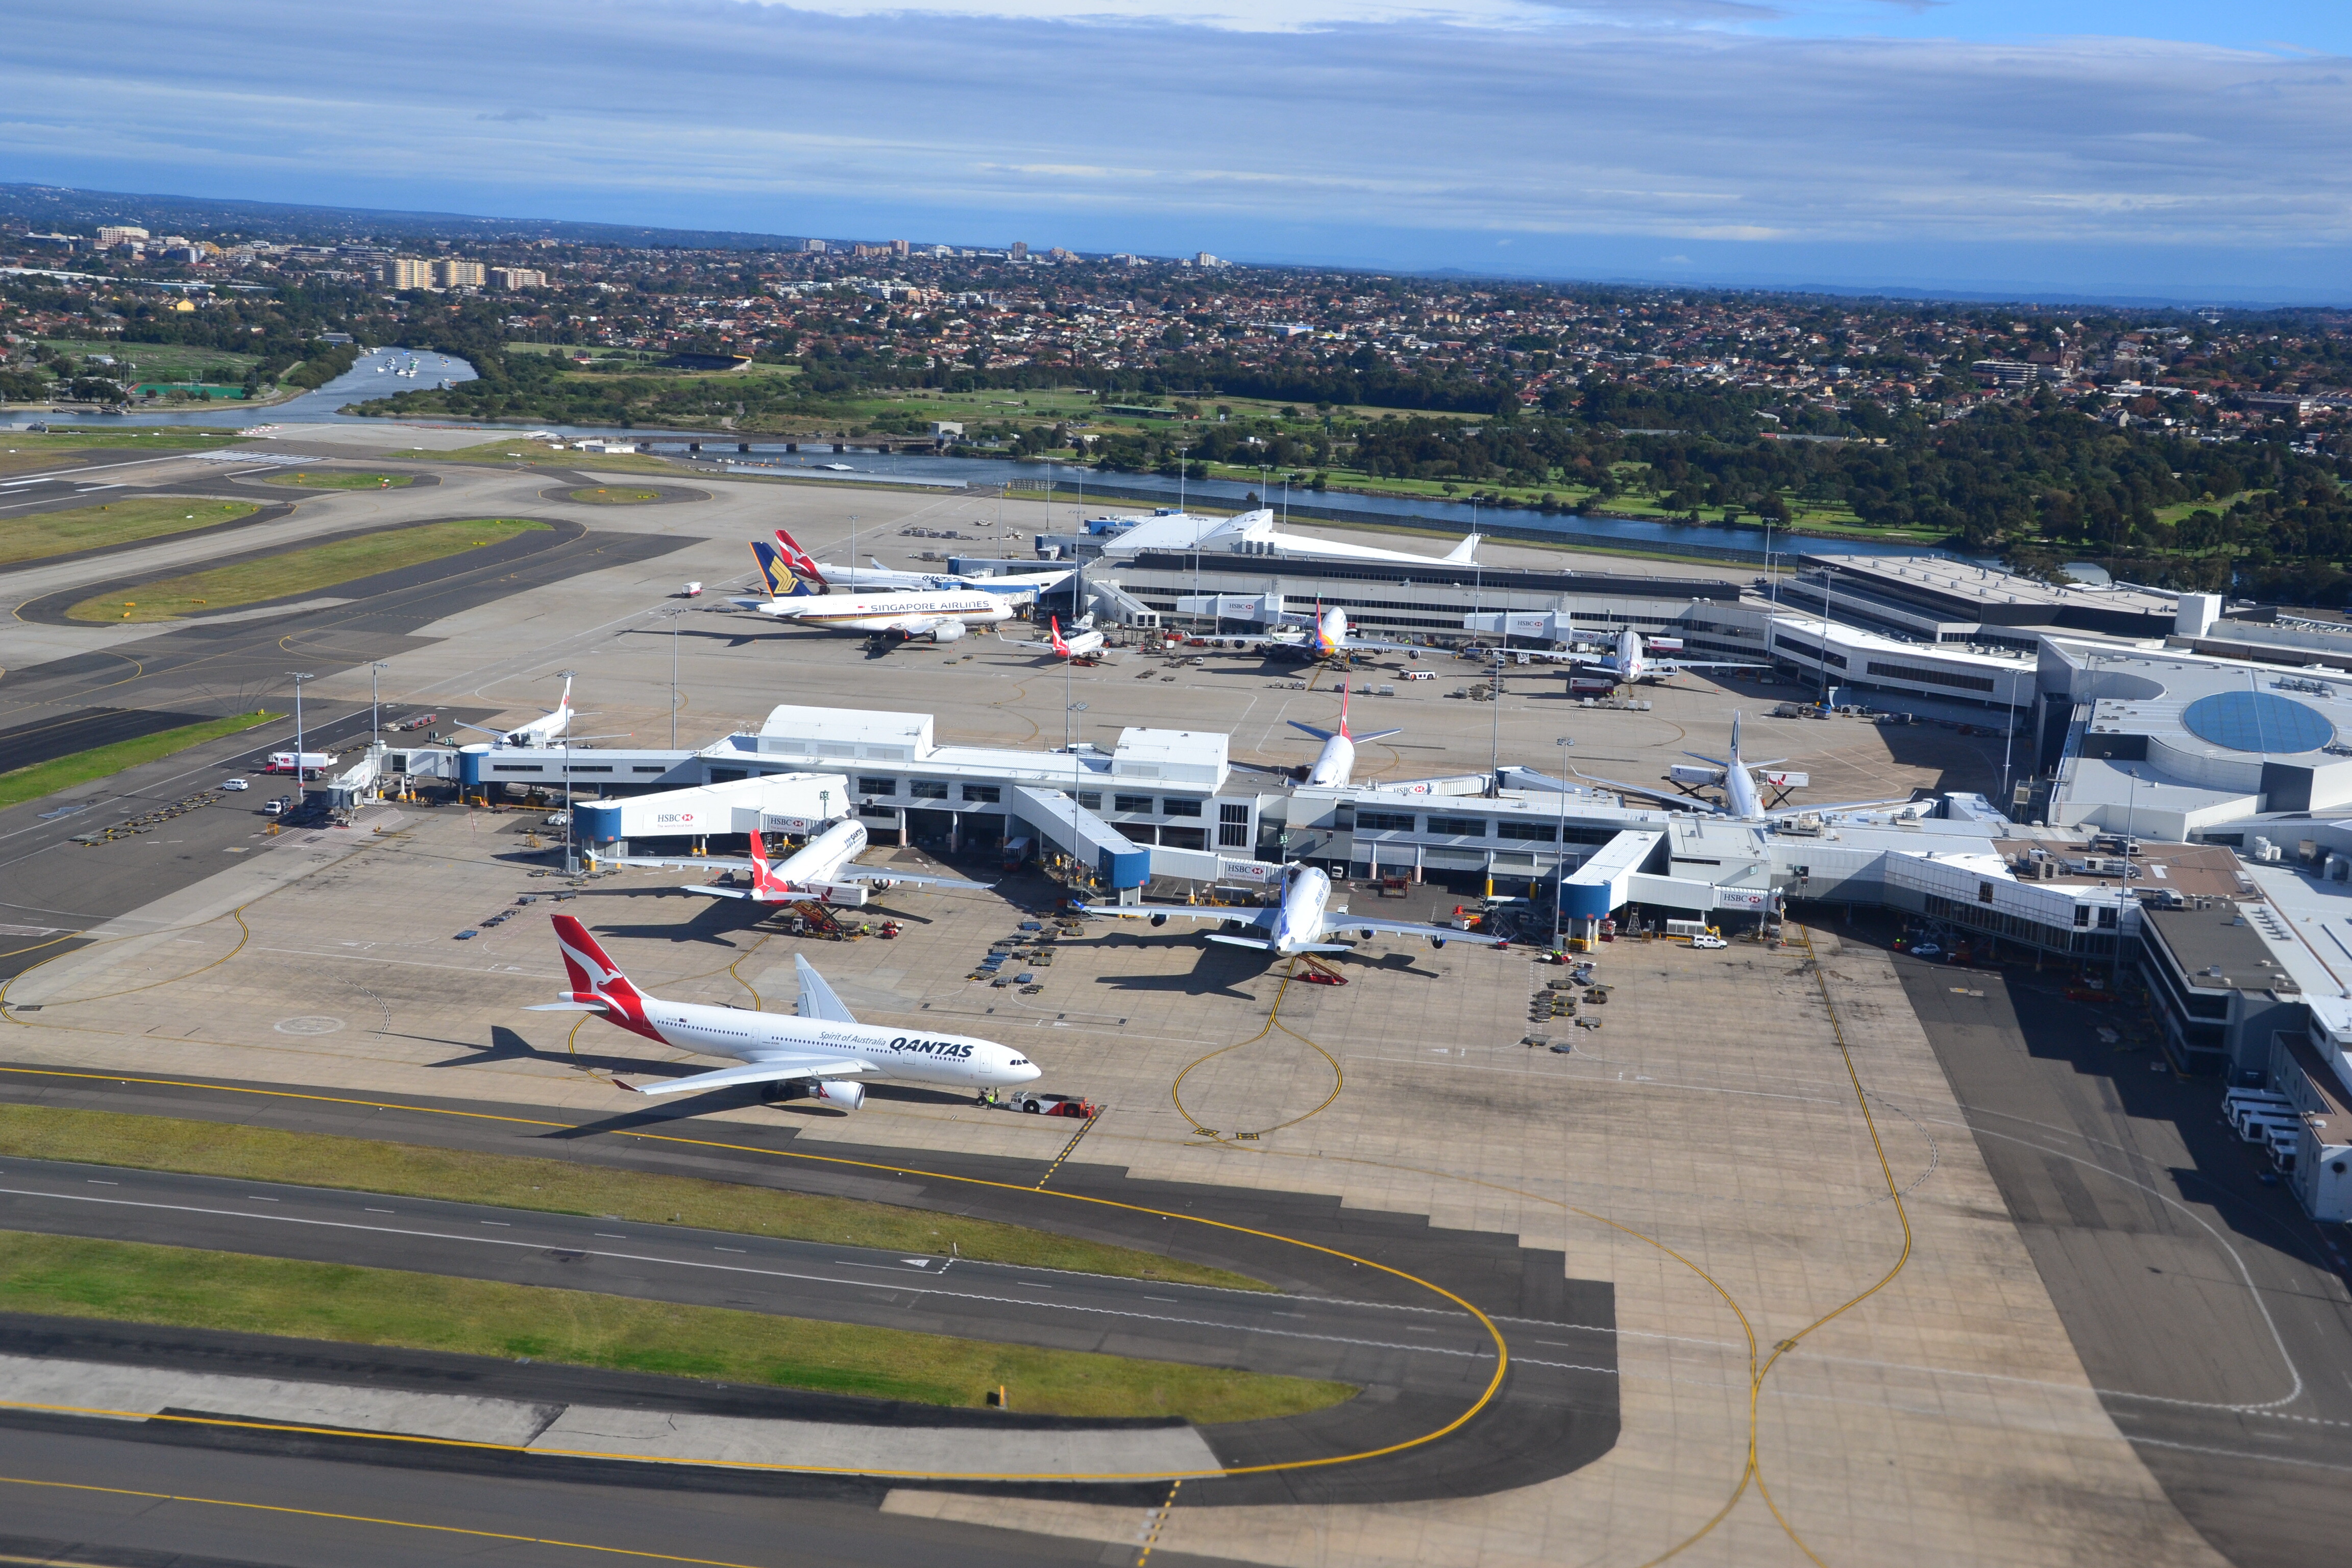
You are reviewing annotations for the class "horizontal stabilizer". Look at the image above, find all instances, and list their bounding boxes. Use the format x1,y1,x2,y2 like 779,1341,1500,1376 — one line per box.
1288,721,1337,742
524,999,608,1013
1204,934,1276,950
684,885,753,899
1350,726,1404,743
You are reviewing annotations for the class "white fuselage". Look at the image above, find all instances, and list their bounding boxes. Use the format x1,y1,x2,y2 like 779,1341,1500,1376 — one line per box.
498,697,574,747
636,999,1039,1090
755,819,867,900
1266,865,1336,954
758,591,1015,632
1303,732,1355,788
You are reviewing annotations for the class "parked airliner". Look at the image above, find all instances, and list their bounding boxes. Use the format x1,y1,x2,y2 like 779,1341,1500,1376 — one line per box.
527,915,1040,1107
601,821,988,908
733,545,1017,642
1081,862,1505,957
454,676,623,748
1575,712,1919,822
1288,687,1399,788
1004,615,1107,662
1577,627,1764,686
763,530,1072,598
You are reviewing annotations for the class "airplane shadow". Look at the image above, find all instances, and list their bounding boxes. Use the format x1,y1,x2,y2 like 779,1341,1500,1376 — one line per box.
411,1025,676,1079
538,1079,976,1138
1088,942,1265,999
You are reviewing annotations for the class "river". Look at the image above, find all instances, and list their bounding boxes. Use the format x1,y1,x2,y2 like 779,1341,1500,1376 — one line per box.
10,348,1950,562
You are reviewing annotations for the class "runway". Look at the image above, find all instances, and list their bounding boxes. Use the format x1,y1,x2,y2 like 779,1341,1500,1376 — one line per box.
0,1064,1620,1509
1898,950,2352,1568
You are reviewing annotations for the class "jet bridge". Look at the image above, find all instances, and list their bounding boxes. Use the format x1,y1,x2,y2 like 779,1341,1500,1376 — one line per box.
1011,785,1151,891
1559,829,1664,919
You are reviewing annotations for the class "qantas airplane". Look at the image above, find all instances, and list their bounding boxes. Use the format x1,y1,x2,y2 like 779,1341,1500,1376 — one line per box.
1575,712,1919,822
1288,686,1399,788
1003,615,1107,662
526,915,1041,1107
1082,861,1505,957
761,530,1072,599
600,821,989,908
732,543,1016,643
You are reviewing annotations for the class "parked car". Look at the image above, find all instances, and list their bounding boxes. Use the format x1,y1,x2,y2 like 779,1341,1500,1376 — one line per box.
1691,933,1728,950
1909,942,1942,960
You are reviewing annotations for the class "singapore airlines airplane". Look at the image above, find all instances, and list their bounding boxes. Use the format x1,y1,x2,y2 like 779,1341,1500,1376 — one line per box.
599,821,988,908
1575,712,1918,822
1288,687,1399,788
1082,862,1506,957
526,915,1041,1107
761,531,1072,599
732,544,1017,643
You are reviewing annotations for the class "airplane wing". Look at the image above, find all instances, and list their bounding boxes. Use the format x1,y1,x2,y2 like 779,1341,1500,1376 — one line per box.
1568,769,1722,814
1320,913,1510,947
1655,660,1769,672
594,854,755,873
631,1055,876,1097
796,954,859,1024
1081,902,1278,934
1771,794,1923,818
836,866,993,891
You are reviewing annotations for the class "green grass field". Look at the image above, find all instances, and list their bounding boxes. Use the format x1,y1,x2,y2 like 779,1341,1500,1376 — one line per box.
0,1104,1264,1290
0,428,246,476
0,1231,1347,1420
0,498,259,567
67,518,548,622
40,339,260,383
258,471,416,490
568,486,665,503
0,712,278,812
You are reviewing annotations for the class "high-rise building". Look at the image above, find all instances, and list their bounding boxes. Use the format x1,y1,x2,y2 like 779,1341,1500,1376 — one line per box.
489,266,547,291
1010,241,1028,259
385,258,433,289
803,238,828,254
890,239,909,257
96,225,150,245
432,259,485,288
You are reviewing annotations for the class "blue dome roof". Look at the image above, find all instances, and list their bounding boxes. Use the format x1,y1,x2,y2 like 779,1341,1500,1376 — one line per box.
2181,690,2335,754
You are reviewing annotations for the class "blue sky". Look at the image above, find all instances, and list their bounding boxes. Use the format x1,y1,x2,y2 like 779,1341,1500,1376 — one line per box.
7,0,2348,300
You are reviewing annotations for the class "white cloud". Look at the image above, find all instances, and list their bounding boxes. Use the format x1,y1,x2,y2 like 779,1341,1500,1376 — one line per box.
4,2,2347,290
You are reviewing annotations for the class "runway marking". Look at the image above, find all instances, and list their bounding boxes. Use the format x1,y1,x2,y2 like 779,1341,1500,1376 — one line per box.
0,1473,775,1567
1134,1477,1182,1566
1170,958,1344,1144
1033,1109,1100,1188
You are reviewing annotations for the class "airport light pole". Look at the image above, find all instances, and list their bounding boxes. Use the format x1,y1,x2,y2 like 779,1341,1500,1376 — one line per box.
288,672,313,807
1554,737,1573,949
559,668,578,877
1815,566,1838,707
368,662,388,742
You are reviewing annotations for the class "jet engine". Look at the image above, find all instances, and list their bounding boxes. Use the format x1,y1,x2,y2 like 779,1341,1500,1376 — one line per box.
1149,913,1168,927
1428,935,1449,949
776,1079,867,1110
930,620,968,644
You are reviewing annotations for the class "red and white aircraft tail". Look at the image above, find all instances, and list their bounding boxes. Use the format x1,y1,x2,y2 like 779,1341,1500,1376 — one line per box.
744,831,795,900
773,528,829,589
547,915,657,1039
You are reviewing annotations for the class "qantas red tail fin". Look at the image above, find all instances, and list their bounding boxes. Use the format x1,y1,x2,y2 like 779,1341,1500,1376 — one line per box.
1337,682,1351,740
1049,617,1070,657
772,529,828,588
747,831,786,896
550,915,644,1006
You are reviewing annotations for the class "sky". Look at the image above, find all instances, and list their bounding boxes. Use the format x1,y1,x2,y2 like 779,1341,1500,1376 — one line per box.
7,0,2349,300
